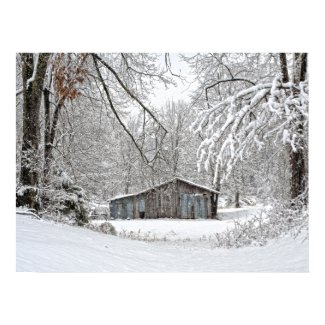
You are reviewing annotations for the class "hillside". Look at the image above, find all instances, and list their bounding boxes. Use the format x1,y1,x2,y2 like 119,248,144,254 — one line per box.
16,213,308,272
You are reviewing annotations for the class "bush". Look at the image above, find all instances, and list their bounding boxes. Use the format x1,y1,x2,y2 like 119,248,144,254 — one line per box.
40,171,90,225
98,222,117,235
16,185,41,211
84,222,117,236
212,200,308,248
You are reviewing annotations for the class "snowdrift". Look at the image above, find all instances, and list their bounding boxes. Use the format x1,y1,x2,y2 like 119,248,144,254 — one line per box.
16,213,308,272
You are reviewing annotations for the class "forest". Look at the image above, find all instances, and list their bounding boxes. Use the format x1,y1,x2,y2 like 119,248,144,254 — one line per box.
16,53,308,224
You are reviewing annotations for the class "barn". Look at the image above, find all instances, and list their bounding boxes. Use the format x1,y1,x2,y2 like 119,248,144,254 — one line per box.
109,177,219,219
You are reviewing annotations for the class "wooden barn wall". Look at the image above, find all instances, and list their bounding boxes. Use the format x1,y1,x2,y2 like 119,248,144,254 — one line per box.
139,181,178,219
110,197,133,219
176,180,216,219
110,180,217,219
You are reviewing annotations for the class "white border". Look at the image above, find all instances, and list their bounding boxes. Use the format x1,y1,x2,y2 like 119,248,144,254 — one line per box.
1,0,324,324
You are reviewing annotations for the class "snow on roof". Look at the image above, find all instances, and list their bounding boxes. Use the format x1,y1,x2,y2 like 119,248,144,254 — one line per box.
175,177,219,194
109,177,219,201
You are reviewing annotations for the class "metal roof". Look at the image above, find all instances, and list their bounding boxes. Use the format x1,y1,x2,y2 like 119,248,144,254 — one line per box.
109,177,219,201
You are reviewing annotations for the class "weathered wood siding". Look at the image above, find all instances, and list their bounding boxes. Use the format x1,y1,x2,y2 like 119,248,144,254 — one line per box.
140,181,177,219
110,197,132,219
176,179,213,219
109,179,218,219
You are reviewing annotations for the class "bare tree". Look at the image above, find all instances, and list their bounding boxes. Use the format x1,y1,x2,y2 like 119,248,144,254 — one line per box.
17,53,50,209
43,53,88,184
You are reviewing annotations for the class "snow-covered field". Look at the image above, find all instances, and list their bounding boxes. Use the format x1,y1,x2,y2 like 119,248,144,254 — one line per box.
100,207,263,241
16,211,308,272
110,218,232,241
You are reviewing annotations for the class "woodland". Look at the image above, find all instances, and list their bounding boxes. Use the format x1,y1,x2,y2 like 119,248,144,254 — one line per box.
16,53,308,227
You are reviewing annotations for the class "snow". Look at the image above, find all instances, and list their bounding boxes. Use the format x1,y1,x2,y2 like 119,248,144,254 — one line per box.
175,177,219,193
16,212,308,272
93,207,264,241
26,53,39,88
217,206,263,220
106,219,232,240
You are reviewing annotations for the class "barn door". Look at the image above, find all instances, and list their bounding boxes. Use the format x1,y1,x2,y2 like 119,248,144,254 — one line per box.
180,193,195,219
110,202,117,219
138,199,145,219
195,196,202,218
188,194,195,219
180,193,187,218
194,195,207,219
117,202,124,219
126,200,133,219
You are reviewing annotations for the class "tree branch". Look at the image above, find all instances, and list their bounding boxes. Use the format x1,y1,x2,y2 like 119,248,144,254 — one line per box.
92,55,150,164
205,78,256,108
92,53,167,134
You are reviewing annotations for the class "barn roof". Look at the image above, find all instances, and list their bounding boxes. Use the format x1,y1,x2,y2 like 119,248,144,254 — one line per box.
109,177,219,201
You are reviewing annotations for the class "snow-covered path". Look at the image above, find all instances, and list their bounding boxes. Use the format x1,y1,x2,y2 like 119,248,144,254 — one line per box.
16,214,308,272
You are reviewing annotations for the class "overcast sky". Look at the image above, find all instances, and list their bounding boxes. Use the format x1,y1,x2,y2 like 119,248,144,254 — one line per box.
149,53,196,109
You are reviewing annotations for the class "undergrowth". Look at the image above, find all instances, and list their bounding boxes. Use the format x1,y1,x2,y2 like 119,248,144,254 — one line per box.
116,200,308,249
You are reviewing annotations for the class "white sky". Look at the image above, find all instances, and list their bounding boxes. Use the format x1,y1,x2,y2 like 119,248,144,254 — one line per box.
149,53,197,109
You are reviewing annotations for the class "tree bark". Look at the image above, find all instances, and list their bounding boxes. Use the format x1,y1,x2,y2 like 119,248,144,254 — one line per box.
212,172,220,218
43,87,51,183
279,53,289,83
43,101,62,184
235,192,240,208
290,53,307,201
278,53,308,201
18,53,50,209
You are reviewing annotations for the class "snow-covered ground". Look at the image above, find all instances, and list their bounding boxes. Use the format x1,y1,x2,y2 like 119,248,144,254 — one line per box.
98,207,264,241
110,218,232,240
16,212,308,272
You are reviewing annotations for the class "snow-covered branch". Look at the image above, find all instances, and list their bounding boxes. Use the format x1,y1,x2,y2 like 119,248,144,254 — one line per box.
26,53,39,89
195,75,309,184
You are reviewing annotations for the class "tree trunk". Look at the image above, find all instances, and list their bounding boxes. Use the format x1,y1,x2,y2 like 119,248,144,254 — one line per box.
212,172,220,218
235,192,240,208
279,53,308,201
43,87,51,184
290,149,305,199
290,53,307,201
43,101,62,184
279,53,289,83
17,53,50,209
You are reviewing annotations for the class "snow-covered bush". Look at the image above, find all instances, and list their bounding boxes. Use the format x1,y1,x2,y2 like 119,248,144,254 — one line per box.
88,202,110,220
40,171,90,226
98,222,117,235
217,196,230,208
118,228,172,242
212,200,308,248
218,195,257,209
240,197,256,206
16,185,41,211
84,222,117,236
